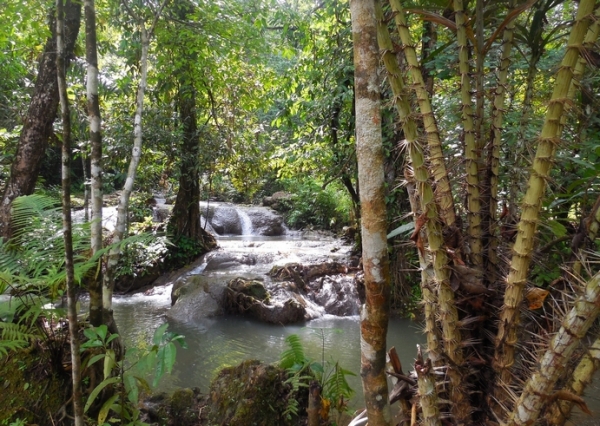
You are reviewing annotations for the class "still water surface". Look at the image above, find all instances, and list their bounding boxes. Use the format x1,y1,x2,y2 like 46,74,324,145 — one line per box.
112,288,424,407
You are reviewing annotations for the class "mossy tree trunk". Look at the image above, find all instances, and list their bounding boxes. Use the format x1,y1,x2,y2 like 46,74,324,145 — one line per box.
0,0,81,240
350,0,391,424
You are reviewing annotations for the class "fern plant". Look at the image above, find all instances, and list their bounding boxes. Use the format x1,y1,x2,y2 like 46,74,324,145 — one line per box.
278,332,356,424
0,194,157,361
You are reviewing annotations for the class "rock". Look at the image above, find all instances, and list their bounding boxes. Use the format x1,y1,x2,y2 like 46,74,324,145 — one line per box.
139,388,206,425
207,360,307,426
205,204,243,235
244,207,286,236
168,275,226,321
262,191,292,212
308,275,360,316
224,278,307,324
152,204,171,223
269,261,348,289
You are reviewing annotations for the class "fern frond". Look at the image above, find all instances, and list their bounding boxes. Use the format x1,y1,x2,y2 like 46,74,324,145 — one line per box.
0,322,37,357
279,334,307,369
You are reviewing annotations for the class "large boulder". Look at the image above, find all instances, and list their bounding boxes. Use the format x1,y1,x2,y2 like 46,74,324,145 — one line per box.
245,207,286,236
207,360,307,426
202,203,243,235
262,191,292,212
167,275,226,321
224,278,307,324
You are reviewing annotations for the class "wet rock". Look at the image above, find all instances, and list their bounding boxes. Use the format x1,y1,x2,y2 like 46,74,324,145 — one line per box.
152,204,171,223
224,278,307,324
203,251,259,271
308,275,360,316
139,388,206,425
168,275,226,321
244,207,286,236
204,204,243,235
208,359,307,426
269,261,348,289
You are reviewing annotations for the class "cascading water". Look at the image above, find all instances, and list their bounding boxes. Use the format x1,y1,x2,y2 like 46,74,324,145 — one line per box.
109,203,424,408
237,209,254,235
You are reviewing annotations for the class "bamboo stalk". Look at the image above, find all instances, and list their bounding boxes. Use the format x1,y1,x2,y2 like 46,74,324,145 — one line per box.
388,0,457,228
454,0,483,268
546,337,600,426
545,194,600,425
376,3,468,422
484,0,517,283
508,270,600,426
415,345,442,426
493,0,595,389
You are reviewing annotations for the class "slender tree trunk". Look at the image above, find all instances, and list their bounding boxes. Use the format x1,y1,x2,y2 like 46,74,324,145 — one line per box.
85,0,104,327
0,0,81,240
103,0,168,311
420,20,437,97
415,346,441,426
102,24,150,311
56,1,83,423
493,0,595,397
350,1,391,424
375,0,442,366
483,0,517,284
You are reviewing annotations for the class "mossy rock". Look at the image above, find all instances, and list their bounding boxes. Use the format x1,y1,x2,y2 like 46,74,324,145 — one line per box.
228,278,269,301
0,344,71,426
207,359,308,426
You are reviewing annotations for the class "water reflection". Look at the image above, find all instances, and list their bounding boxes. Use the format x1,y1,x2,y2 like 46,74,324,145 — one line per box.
113,294,424,408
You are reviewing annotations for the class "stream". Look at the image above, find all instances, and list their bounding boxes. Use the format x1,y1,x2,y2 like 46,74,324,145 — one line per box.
109,202,426,408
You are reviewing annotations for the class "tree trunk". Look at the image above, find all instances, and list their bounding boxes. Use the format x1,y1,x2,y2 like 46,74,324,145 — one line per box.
493,0,595,397
56,0,83,423
483,0,517,285
349,0,391,424
169,80,202,240
0,0,81,240
85,0,104,328
103,0,168,311
415,346,441,426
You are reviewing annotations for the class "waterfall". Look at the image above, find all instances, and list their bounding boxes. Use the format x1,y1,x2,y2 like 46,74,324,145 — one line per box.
237,210,254,235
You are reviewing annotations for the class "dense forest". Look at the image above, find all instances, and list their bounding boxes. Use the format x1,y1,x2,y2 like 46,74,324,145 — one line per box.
1,0,599,425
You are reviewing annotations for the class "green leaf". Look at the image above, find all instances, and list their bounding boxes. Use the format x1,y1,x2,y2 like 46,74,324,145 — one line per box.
387,222,414,239
86,353,106,368
98,393,120,425
153,323,169,345
546,220,567,237
84,376,120,413
104,349,116,380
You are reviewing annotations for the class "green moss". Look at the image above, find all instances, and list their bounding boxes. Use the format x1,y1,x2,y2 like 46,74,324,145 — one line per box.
207,360,308,426
0,347,70,426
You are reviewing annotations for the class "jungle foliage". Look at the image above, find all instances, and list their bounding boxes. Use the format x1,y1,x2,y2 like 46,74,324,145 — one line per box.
0,0,600,424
